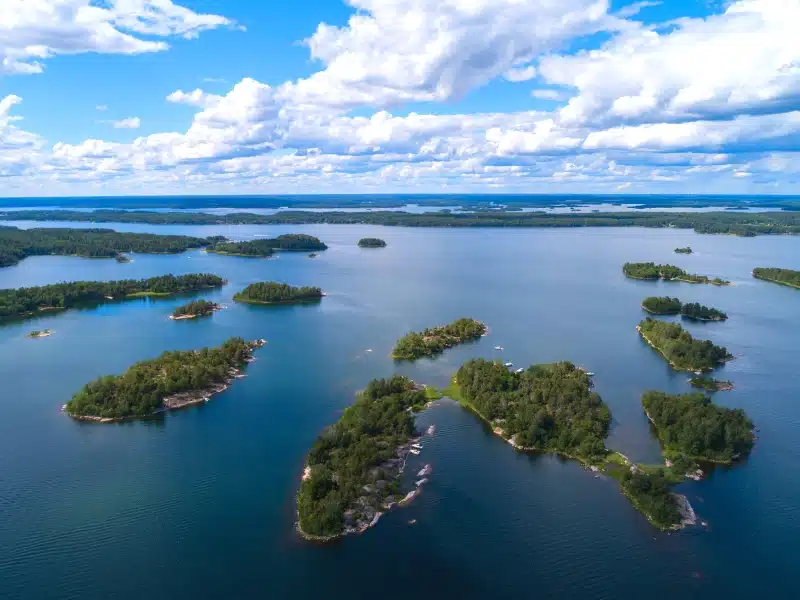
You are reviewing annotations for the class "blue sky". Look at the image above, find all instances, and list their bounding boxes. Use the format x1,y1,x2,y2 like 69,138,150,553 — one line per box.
0,0,797,196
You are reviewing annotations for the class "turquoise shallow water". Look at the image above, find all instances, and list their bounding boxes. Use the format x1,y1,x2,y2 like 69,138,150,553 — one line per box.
0,223,798,599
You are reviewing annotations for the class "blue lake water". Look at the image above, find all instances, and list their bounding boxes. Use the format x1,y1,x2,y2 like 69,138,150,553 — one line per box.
0,223,798,599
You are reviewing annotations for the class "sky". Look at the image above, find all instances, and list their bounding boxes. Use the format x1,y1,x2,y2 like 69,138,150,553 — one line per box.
0,0,798,197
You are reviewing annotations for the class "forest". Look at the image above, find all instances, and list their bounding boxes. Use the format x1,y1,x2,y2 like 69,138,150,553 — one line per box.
171,299,220,319
0,274,225,320
674,247,693,254
3,209,800,236
297,376,427,537
357,238,387,247
392,318,487,360
208,234,328,257
233,282,323,304
752,267,800,289
618,470,681,529
680,302,728,321
642,391,754,462
0,226,218,268
65,337,263,419
454,359,611,461
623,262,729,285
638,318,732,371
641,296,682,314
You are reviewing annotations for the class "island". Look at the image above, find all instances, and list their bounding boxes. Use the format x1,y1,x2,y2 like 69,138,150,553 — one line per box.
637,318,733,371
0,274,226,321
392,318,487,360
642,391,754,463
115,254,131,263
680,302,727,321
689,376,734,392
233,282,323,305
207,234,328,257
64,337,266,422
297,376,428,539
357,238,387,248
170,299,221,320
0,225,218,268
674,247,693,254
623,262,729,285
641,296,681,315
26,329,54,338
752,267,800,289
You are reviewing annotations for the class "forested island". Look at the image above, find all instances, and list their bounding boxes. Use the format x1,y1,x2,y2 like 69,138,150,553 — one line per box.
0,226,218,268
392,318,487,360
170,299,221,320
617,469,682,530
637,318,733,371
681,302,727,321
753,267,800,289
207,234,327,257
64,337,266,421
3,209,800,236
26,329,53,338
0,274,225,321
623,262,729,285
297,376,428,539
642,391,754,463
641,297,727,321
641,296,682,315
690,376,734,392
357,238,387,248
233,282,323,305
674,247,693,254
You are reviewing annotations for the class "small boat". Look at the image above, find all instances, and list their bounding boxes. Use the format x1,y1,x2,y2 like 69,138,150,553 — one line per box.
426,425,435,435
409,448,421,456
515,368,524,374
586,372,595,376
494,346,504,351
411,443,423,450
504,362,513,367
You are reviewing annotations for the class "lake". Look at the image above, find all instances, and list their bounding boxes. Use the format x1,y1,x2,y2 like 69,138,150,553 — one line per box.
0,222,798,599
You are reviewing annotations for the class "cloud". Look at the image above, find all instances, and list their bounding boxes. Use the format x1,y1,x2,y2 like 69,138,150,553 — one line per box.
504,66,537,83
532,89,568,101
111,117,142,129
167,89,222,109
96,105,108,112
0,0,236,75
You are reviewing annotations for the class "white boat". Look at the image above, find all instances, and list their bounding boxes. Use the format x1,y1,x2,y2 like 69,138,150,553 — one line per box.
409,448,421,456
494,346,504,350
586,372,595,376
504,362,513,367
411,443,423,450
515,368,524,373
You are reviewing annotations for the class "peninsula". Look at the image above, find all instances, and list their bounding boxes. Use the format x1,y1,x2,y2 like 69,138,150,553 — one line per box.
392,318,487,360
0,274,226,321
637,318,733,372
623,262,729,285
0,225,218,268
297,376,428,539
170,299,221,320
690,376,735,392
64,337,266,422
642,391,754,463
752,267,800,289
357,238,387,248
207,234,328,257
674,247,693,254
233,282,323,305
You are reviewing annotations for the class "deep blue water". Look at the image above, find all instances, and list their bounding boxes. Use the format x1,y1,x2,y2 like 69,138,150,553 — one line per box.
0,223,798,599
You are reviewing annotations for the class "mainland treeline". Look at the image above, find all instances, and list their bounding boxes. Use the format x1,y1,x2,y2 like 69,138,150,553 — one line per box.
753,267,800,289
392,318,487,360
642,391,754,462
171,299,220,319
638,318,732,371
455,359,611,460
208,234,327,257
3,209,800,236
357,238,387,247
233,282,323,304
623,262,729,285
0,274,225,320
65,337,263,420
0,226,217,268
297,376,427,537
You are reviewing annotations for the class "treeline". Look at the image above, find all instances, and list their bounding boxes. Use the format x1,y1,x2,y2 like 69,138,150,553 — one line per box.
641,297,727,320
358,238,387,247
3,209,800,236
638,318,732,371
172,299,220,318
208,234,327,257
753,267,800,289
642,391,754,463
65,337,262,419
233,282,323,304
392,318,486,360
0,226,217,268
623,262,729,285
0,274,225,320
455,359,611,460
297,376,427,537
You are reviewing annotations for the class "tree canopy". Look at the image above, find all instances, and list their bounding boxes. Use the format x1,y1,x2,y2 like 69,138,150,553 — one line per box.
642,391,754,462
619,470,681,529
357,238,387,247
753,267,800,289
681,302,727,321
638,318,732,371
642,296,682,315
208,234,328,257
392,318,486,360
233,282,323,304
